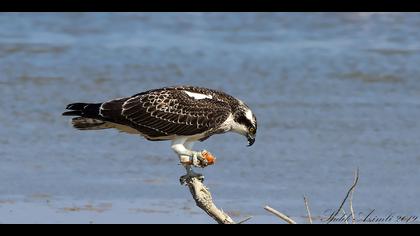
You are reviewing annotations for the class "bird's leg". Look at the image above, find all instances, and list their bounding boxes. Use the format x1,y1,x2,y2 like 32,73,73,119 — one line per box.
172,139,207,185
171,139,209,168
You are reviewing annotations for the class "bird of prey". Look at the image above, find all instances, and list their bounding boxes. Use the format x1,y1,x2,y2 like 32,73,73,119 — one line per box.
63,86,257,181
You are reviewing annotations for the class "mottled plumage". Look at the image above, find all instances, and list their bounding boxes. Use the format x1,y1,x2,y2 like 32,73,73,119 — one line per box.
63,86,257,144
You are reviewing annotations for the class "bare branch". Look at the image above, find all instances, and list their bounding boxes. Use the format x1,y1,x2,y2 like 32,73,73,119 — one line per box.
350,168,359,224
184,176,235,224
237,216,253,224
264,206,297,224
303,196,313,224
327,168,360,224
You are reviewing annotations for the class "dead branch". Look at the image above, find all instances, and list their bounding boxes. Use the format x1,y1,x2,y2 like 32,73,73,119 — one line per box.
264,206,297,224
350,169,358,224
264,168,360,224
327,168,360,224
237,216,253,224
303,196,313,224
184,176,235,224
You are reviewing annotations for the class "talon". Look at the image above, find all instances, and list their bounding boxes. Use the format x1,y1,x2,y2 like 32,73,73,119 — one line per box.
194,150,216,168
179,171,204,185
196,174,204,182
197,154,208,167
179,175,188,185
179,151,216,168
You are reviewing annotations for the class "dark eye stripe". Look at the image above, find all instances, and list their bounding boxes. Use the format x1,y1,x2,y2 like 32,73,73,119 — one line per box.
236,115,253,129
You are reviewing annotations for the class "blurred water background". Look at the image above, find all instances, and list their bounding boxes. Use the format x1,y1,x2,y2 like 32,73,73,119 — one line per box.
0,13,420,223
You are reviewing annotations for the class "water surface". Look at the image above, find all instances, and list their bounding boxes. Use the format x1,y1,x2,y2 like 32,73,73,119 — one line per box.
0,13,420,223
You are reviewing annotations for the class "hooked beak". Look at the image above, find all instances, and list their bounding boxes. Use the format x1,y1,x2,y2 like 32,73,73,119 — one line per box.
247,135,256,147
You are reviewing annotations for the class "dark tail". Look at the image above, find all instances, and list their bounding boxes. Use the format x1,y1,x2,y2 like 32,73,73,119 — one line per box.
62,103,102,118
63,103,109,130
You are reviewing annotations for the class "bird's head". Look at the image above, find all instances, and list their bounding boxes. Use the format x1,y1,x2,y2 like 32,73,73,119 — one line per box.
232,102,257,146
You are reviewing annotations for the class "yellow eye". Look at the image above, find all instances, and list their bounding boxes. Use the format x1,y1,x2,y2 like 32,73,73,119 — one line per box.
249,127,255,134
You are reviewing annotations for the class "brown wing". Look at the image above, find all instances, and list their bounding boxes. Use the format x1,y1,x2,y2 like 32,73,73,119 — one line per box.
100,87,231,138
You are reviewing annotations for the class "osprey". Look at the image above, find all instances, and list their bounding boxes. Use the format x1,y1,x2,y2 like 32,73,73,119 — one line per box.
63,86,257,180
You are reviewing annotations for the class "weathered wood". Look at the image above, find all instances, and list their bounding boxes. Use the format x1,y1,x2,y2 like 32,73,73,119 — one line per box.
184,176,235,224
264,206,297,224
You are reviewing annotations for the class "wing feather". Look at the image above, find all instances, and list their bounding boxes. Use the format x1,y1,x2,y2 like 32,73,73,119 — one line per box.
84,86,234,139
120,88,231,137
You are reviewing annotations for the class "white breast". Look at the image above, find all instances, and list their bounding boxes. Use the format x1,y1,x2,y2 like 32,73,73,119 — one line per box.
184,91,213,100
219,114,247,135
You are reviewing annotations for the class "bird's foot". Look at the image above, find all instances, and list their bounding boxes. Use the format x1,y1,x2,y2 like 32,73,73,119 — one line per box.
179,169,204,185
180,150,216,168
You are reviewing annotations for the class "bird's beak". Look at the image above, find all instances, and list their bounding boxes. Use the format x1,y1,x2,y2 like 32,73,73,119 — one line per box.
247,134,255,147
